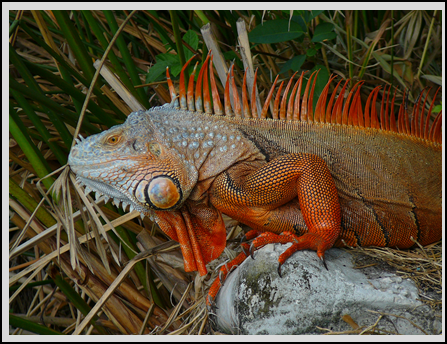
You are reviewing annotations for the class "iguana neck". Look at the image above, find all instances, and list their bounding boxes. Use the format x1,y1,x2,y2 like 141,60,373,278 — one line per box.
148,106,265,184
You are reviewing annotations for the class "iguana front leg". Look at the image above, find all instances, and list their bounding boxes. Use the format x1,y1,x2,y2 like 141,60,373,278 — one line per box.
210,153,342,262
152,201,227,276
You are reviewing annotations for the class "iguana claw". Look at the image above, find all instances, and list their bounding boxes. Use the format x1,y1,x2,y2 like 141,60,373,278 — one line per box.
322,257,328,271
278,263,283,278
240,234,247,244
218,269,225,283
249,242,256,259
241,243,250,257
206,295,218,311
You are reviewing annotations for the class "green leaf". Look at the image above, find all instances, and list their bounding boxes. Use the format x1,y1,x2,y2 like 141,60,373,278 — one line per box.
147,53,181,83
194,10,210,25
312,31,336,43
183,30,199,60
304,10,324,23
432,103,442,114
279,55,306,74
312,22,336,42
307,64,329,109
248,19,304,44
306,48,317,57
290,15,307,32
9,19,20,35
147,63,171,83
157,53,179,64
285,10,322,24
170,64,182,77
146,10,159,18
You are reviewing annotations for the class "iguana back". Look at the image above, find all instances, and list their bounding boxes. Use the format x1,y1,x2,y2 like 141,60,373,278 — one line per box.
226,117,441,248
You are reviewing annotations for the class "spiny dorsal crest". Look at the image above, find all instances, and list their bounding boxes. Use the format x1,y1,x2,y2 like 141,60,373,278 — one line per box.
166,52,442,145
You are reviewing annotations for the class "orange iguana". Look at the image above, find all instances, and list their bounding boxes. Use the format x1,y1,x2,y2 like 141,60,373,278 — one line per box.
68,53,442,303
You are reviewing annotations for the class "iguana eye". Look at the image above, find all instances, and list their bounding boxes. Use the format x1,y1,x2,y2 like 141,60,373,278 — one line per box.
106,135,121,145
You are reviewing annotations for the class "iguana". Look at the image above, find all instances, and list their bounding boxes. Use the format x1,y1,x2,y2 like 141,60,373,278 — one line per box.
68,53,442,303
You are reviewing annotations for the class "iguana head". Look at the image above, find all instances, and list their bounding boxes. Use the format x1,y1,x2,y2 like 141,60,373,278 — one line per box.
68,107,198,217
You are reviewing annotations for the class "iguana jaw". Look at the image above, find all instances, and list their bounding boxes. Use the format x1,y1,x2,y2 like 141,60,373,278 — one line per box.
74,175,150,217
69,141,144,213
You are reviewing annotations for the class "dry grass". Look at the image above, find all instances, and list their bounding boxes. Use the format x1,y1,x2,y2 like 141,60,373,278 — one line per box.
350,241,442,308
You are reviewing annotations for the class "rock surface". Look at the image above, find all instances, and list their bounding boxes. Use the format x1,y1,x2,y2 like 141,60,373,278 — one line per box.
212,244,441,335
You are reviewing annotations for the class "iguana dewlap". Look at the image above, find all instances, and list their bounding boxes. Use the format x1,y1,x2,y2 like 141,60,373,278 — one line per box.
68,54,442,294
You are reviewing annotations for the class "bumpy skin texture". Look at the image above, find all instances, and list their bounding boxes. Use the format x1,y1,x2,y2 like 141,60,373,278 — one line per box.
210,153,342,260
69,104,442,283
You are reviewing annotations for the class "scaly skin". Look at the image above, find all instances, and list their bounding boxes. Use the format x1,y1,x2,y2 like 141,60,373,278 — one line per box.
68,56,442,304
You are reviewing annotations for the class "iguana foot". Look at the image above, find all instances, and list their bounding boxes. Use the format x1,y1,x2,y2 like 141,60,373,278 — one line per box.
250,231,331,275
206,243,250,306
206,228,332,304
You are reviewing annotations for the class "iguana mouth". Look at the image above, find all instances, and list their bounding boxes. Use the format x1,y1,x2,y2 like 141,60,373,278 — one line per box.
75,176,143,214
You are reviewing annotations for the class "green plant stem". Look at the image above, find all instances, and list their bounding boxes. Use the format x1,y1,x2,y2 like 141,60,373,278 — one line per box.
52,11,96,81
9,313,63,335
346,11,353,83
19,22,126,120
9,76,100,135
169,11,186,67
9,45,74,148
194,10,209,26
103,10,150,109
314,16,330,74
9,114,54,191
9,178,56,228
390,10,394,86
10,89,68,165
416,10,437,81
9,19,20,35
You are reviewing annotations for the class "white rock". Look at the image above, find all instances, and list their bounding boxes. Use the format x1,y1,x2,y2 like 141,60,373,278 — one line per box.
212,244,441,335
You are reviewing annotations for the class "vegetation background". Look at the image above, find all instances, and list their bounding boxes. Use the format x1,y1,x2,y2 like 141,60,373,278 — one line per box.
8,9,442,335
